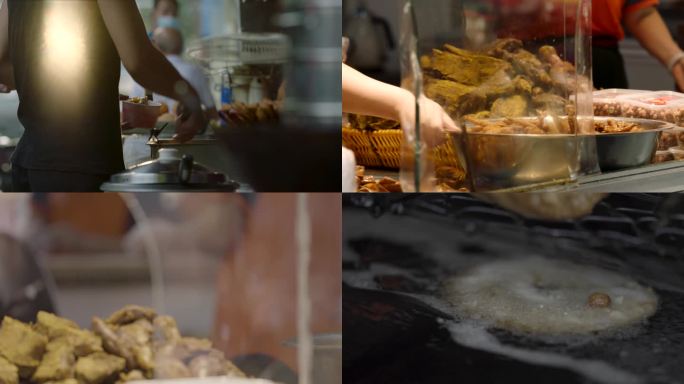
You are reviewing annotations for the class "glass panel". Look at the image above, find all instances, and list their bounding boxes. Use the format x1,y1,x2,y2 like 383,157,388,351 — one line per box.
400,0,598,192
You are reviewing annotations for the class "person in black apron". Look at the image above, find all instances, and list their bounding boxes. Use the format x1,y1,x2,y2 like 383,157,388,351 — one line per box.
0,0,206,192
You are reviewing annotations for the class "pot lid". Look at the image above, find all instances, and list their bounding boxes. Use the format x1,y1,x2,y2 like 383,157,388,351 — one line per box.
101,148,238,191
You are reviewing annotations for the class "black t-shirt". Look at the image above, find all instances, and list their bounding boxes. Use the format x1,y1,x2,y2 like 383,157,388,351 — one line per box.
8,0,124,174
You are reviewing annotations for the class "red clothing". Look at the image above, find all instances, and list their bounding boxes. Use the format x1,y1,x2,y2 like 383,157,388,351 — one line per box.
495,0,659,41
593,0,660,41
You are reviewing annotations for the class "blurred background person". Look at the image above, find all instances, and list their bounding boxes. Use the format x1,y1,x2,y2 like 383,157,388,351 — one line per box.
151,0,180,32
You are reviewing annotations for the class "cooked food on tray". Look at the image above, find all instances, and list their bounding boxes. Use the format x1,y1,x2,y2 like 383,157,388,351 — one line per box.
218,101,280,128
466,116,647,135
0,306,245,384
421,39,582,119
593,119,644,133
355,166,467,193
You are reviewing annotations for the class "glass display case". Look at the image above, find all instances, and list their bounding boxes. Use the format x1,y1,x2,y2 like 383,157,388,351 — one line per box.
399,0,597,192
0,193,341,384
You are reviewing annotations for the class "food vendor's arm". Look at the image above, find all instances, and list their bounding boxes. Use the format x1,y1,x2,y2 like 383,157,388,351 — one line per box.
0,1,13,93
625,6,684,90
342,64,458,145
97,0,204,142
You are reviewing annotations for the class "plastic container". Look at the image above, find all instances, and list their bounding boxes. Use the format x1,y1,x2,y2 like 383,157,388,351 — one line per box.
654,150,675,163
670,147,684,161
619,91,684,125
657,126,684,151
593,89,650,117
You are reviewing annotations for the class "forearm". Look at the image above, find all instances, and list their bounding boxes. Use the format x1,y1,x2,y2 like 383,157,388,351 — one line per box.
97,0,200,108
128,52,201,109
626,7,682,67
342,64,410,121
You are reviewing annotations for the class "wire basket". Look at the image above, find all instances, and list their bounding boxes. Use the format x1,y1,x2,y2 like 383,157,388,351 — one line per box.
187,33,290,71
342,127,462,170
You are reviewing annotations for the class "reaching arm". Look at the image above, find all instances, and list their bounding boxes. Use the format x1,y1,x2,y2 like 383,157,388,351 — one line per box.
0,0,14,92
625,6,684,90
97,0,204,141
342,63,458,145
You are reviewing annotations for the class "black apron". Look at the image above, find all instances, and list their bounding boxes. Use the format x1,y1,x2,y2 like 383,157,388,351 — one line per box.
592,36,629,90
8,0,124,175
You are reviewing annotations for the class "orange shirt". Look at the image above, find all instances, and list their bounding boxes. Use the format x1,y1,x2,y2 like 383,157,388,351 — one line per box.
593,0,660,40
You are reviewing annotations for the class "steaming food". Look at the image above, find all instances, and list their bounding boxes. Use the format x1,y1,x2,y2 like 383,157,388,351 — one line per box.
0,306,246,384
443,257,658,335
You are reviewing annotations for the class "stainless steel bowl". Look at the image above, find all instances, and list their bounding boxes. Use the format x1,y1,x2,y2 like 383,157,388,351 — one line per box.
448,117,672,191
592,117,672,171
450,123,584,191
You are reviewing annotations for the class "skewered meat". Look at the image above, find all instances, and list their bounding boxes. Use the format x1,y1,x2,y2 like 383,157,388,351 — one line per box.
0,317,48,379
0,356,18,384
74,352,125,384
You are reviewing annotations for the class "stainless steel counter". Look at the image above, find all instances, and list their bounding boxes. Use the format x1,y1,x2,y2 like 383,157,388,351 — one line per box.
364,161,684,193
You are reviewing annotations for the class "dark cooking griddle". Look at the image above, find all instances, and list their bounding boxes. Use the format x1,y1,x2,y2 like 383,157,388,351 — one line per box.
342,194,684,384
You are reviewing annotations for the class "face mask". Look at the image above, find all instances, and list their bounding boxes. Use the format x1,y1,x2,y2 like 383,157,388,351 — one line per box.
157,16,180,30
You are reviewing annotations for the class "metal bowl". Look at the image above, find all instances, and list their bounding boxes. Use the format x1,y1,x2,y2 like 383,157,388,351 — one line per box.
449,117,672,191
591,117,672,172
450,122,585,191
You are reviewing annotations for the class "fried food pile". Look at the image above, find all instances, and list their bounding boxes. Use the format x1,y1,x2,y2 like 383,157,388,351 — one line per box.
347,115,400,131
356,166,402,193
467,116,644,135
355,166,467,193
593,119,644,134
421,39,581,119
218,101,280,128
0,306,245,384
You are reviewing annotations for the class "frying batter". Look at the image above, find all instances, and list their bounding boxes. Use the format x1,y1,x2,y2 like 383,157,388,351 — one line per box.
443,257,658,335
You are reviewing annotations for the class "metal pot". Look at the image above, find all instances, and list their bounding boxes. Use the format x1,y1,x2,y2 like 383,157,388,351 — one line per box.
450,117,672,191
101,148,239,192
592,117,672,171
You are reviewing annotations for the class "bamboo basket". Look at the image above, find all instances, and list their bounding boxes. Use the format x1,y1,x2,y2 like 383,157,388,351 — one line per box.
342,127,461,170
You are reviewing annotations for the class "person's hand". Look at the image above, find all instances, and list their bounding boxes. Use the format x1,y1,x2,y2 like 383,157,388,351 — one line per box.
0,84,10,93
396,91,460,147
173,99,206,143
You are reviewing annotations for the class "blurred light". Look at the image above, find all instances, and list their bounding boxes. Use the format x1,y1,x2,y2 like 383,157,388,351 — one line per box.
41,2,87,98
